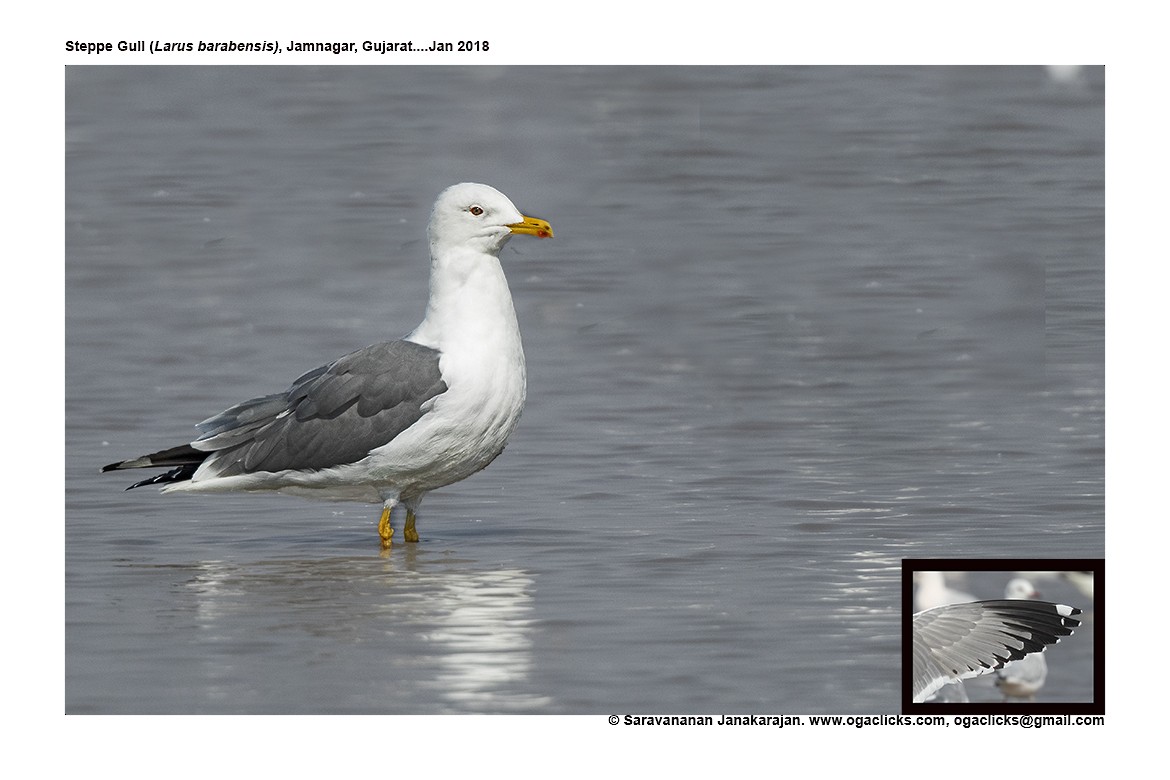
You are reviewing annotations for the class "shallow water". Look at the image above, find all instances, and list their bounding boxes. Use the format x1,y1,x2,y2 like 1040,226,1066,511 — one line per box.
66,66,1103,713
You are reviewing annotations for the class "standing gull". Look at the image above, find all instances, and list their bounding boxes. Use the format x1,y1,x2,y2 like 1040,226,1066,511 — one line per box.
103,182,554,549
995,579,1050,701
912,599,1081,704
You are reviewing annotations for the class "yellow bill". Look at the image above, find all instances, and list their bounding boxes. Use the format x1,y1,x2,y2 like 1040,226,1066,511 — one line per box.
508,215,554,239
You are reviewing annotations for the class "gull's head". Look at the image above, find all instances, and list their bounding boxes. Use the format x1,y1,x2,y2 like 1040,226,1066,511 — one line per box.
1005,578,1039,599
428,182,553,257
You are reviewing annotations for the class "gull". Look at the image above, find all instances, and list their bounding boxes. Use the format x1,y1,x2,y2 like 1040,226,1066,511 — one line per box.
995,578,1050,701
913,570,976,611
103,182,554,549
912,599,1081,704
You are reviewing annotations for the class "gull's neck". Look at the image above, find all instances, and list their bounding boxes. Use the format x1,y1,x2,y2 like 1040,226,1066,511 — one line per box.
408,244,521,353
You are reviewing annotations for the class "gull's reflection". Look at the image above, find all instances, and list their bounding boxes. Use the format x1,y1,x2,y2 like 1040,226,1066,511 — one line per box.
149,552,551,713
421,567,551,711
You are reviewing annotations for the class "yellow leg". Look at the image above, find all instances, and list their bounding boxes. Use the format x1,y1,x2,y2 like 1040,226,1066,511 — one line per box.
378,505,393,549
404,507,420,543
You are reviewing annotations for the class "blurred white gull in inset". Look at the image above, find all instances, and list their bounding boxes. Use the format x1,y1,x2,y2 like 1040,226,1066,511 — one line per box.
995,579,1050,701
914,571,975,611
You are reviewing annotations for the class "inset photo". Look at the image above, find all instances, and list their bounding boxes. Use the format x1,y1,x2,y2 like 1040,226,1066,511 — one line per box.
903,560,1102,714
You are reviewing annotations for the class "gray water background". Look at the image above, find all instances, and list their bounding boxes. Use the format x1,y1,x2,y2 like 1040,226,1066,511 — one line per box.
65,66,1103,713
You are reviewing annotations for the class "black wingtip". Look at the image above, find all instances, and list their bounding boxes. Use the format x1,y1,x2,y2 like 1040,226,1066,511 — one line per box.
102,444,208,481
123,463,201,490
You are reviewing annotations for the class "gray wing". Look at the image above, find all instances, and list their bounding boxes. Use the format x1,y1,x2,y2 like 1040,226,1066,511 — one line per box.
912,600,1080,703
192,339,447,476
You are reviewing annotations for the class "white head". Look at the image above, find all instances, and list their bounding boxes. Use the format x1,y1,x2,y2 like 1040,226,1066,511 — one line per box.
427,182,553,257
1005,578,1039,599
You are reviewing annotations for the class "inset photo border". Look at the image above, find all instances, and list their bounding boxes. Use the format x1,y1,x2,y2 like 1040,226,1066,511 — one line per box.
903,559,1103,715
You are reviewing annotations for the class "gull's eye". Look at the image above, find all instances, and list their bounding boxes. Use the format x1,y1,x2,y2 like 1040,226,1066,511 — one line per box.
469,205,484,216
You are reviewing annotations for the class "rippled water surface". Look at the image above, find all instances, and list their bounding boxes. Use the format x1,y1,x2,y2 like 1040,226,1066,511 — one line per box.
66,66,1103,713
